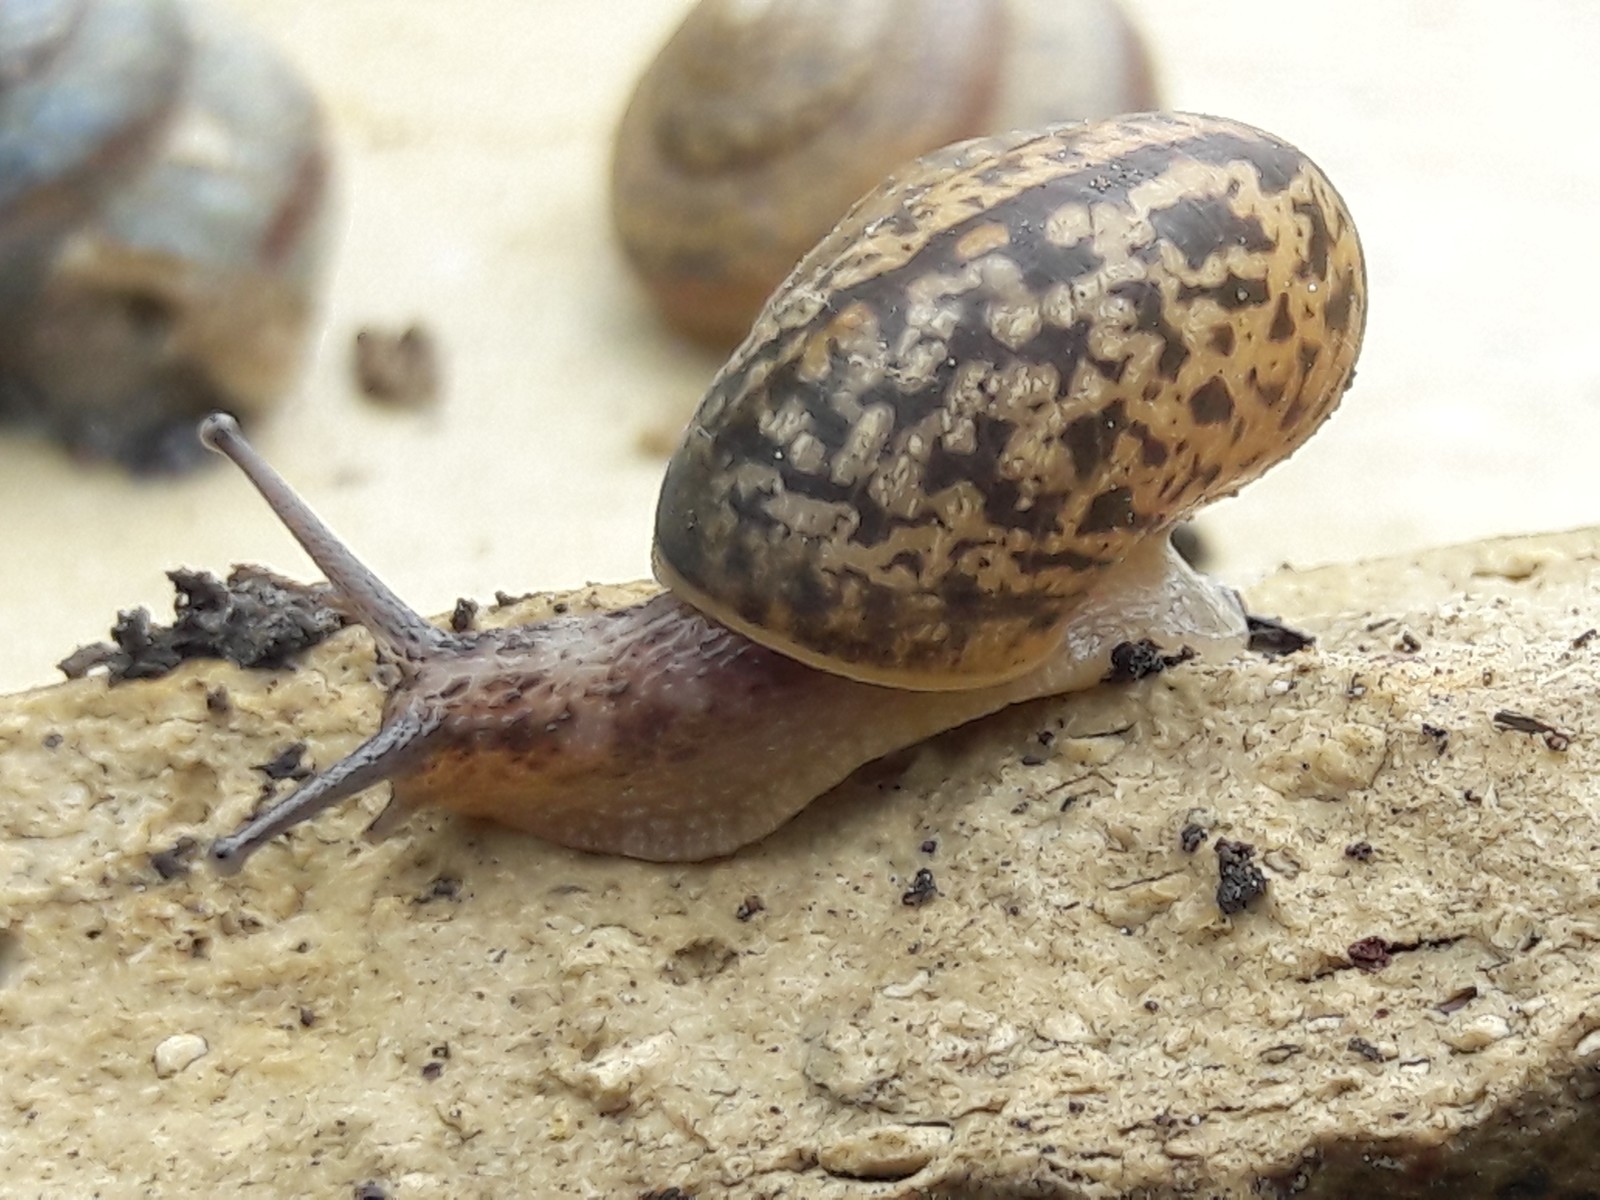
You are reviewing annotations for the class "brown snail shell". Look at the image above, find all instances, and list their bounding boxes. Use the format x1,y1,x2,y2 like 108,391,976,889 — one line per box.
612,0,1160,348
198,112,1364,874
656,112,1366,686
0,0,332,472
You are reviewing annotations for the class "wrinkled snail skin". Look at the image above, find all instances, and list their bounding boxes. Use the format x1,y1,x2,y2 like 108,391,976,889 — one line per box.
612,0,1160,347
202,113,1366,875
204,519,1242,870
0,0,332,472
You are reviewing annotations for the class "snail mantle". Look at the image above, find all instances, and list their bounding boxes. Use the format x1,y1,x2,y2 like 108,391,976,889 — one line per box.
1,526,1597,1197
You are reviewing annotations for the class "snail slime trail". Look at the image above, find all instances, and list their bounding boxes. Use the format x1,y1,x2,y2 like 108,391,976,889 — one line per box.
200,112,1366,874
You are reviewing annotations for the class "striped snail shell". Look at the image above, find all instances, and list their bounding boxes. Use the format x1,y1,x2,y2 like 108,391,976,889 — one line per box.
612,0,1160,347
199,112,1365,874
0,0,331,472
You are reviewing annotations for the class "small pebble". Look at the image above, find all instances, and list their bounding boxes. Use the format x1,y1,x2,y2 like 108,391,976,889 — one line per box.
1441,1014,1511,1053
153,1033,208,1078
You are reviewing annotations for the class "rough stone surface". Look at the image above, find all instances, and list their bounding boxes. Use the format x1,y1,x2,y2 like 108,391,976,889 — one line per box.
1,530,1597,1197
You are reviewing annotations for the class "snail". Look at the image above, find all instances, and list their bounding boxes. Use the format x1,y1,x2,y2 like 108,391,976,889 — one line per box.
612,0,1160,347
0,0,331,472
202,112,1366,875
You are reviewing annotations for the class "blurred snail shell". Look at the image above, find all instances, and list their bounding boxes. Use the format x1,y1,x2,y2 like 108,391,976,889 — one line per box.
199,112,1365,875
0,0,331,472
612,0,1159,347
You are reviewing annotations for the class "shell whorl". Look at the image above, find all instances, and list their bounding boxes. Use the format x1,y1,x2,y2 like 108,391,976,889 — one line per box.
0,0,187,273
0,0,331,472
611,0,1162,347
612,0,1003,344
654,112,1367,689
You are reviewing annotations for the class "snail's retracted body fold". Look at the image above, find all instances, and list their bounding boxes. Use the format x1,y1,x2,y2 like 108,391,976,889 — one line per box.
655,112,1366,689
198,113,1366,873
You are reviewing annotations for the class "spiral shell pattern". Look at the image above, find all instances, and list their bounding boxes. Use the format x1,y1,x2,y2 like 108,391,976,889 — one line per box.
0,0,330,471
612,0,1161,346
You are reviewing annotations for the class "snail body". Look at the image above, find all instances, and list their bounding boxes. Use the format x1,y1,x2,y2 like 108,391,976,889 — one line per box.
613,0,1160,347
0,0,331,472
203,113,1366,874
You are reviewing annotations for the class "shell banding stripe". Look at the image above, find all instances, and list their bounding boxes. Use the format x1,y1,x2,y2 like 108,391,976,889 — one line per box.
655,113,1366,689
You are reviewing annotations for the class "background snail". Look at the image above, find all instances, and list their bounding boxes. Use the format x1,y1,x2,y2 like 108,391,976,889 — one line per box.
0,0,331,472
612,0,1160,347
202,112,1365,874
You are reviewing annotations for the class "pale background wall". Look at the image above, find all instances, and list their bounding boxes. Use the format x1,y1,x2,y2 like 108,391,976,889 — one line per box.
1,0,1595,692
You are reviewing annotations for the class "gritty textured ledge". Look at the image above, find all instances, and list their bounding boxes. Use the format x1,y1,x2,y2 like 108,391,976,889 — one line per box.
1,528,1596,1198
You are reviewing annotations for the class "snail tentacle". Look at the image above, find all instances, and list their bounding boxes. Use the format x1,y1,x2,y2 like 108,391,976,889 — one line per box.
200,413,452,662
208,706,444,874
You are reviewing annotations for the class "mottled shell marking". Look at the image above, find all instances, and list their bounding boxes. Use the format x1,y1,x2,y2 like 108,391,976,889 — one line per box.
654,112,1366,688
